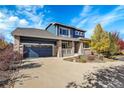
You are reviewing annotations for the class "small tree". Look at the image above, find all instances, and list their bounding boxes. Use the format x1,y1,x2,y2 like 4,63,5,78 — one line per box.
117,39,124,51
91,24,110,54
108,32,119,56
91,24,120,57
0,35,7,50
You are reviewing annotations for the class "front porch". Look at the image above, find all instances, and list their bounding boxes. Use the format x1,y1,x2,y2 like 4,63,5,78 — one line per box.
56,40,89,57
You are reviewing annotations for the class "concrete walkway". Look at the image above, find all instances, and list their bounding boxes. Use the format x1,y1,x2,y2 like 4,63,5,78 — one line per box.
14,57,124,88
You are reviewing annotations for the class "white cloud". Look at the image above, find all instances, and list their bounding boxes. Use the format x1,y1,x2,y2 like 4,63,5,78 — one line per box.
0,5,51,42
71,5,124,38
40,5,44,8
16,5,48,29
19,19,29,26
76,18,88,27
71,5,96,26
0,12,5,18
85,28,94,38
0,23,7,30
80,5,92,16
92,6,124,27
8,16,19,22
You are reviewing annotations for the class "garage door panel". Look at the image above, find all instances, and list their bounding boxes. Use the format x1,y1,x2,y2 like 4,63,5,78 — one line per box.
24,45,53,58
29,48,39,57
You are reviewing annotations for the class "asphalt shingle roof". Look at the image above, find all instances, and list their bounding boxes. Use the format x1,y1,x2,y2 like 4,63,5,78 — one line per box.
12,28,82,41
45,22,86,32
12,28,56,38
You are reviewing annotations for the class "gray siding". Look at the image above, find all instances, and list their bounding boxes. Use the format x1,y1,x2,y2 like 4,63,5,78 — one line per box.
47,25,57,35
70,29,74,38
46,24,85,38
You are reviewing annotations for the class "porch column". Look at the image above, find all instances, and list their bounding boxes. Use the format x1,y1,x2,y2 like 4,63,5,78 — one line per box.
72,41,75,55
57,40,62,57
78,42,84,55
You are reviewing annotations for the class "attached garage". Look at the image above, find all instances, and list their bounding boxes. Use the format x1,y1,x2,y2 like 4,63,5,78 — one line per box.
23,44,54,58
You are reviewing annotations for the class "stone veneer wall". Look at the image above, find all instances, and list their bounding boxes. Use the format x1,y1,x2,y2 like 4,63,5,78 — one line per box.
13,36,23,57
84,48,91,55
13,36,20,52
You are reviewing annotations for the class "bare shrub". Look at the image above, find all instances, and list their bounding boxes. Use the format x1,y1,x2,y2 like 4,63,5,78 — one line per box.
0,45,13,71
87,55,96,61
0,41,22,87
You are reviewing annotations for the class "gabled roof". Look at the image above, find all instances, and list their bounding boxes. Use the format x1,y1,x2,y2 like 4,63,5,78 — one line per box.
12,28,56,39
45,22,86,32
12,28,80,41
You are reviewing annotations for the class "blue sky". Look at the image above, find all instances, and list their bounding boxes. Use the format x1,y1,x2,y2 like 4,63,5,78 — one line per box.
0,5,124,42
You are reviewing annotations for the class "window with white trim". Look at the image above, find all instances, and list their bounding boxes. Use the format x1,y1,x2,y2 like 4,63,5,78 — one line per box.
75,30,84,37
75,31,80,35
79,32,82,36
59,27,69,36
62,41,72,48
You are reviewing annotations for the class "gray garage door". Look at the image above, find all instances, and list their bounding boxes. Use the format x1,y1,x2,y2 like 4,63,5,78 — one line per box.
24,45,53,58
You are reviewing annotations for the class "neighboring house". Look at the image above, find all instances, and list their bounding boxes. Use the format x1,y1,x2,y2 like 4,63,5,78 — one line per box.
12,22,90,58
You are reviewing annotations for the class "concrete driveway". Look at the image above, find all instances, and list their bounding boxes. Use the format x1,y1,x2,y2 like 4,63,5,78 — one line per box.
14,57,124,88
116,56,124,61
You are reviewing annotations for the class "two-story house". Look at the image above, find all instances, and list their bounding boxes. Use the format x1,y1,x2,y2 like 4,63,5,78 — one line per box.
12,22,90,58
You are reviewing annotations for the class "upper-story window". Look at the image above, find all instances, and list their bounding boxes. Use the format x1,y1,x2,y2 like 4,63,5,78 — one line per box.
75,31,80,35
80,32,83,36
75,30,84,37
82,33,85,37
59,27,69,36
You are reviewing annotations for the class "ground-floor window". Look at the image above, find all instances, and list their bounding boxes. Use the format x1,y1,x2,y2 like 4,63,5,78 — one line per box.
83,43,90,48
62,41,72,48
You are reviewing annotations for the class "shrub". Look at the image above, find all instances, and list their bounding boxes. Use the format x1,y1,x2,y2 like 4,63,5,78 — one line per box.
117,39,124,51
78,55,87,63
98,54,104,61
122,51,124,55
0,45,12,71
0,37,22,87
0,35,8,50
87,55,96,61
